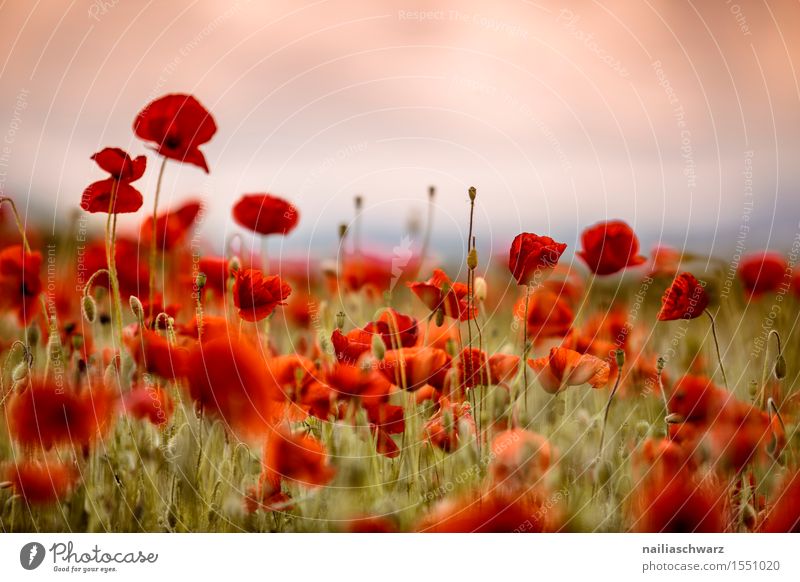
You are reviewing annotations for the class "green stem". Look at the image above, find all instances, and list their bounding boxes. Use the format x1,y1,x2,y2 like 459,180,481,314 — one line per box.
705,309,728,389
149,158,168,320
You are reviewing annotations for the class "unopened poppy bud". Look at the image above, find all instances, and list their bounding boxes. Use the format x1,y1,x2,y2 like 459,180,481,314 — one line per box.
12,361,29,383
354,195,363,210
468,186,476,201
664,413,684,424
635,420,650,438
742,503,757,530
467,248,478,270
435,308,445,327
196,272,207,290
71,334,84,350
774,354,787,380
615,349,625,368
443,409,454,433
228,256,241,273
129,295,144,321
428,185,435,199
26,325,40,346
82,294,97,323
748,380,759,398
336,311,345,330
656,356,665,374
371,333,386,361
473,276,487,302
445,338,457,357
338,223,348,240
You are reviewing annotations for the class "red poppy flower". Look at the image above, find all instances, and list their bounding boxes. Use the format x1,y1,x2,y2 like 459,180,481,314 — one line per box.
122,385,175,426
508,233,567,285
324,362,395,408
657,272,709,321
197,256,230,297
124,327,188,380
262,425,335,488
332,308,419,364
577,220,646,275
83,238,149,299
648,244,682,277
489,429,552,490
3,460,77,505
761,471,800,532
365,402,405,458
133,94,217,172
408,269,476,321
339,253,394,294
7,377,117,450
232,268,291,322
184,336,285,439
232,194,299,236
380,346,451,391
738,251,787,297
527,347,610,394
424,398,475,452
140,200,202,251
81,148,147,214
0,244,42,325
631,472,725,532
513,289,574,341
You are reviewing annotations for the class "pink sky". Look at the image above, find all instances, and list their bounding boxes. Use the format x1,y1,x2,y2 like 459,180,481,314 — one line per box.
1,0,798,259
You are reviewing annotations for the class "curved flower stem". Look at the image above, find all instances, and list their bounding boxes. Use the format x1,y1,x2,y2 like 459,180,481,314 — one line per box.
593,357,624,498
521,283,531,415
704,308,728,389
105,181,124,345
148,157,168,320
759,330,781,409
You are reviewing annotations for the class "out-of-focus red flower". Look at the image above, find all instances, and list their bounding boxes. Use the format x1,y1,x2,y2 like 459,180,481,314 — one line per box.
324,362,395,408
658,272,709,321
528,347,610,394
489,429,552,491
761,471,800,532
197,256,230,297
418,489,561,532
339,253,395,294
125,327,188,380
332,308,418,364
3,460,77,505
0,244,42,325
380,346,451,391
7,378,117,450
508,233,567,285
365,402,405,458
344,516,397,533
577,220,646,275
408,269,476,321
232,268,291,322
232,193,299,236
454,350,521,389
648,244,682,277
424,398,475,452
262,425,335,488
514,289,574,341
133,94,217,172
83,238,149,299
140,200,202,251
184,336,285,439
631,471,726,532
122,385,175,426
738,251,787,297
81,148,147,214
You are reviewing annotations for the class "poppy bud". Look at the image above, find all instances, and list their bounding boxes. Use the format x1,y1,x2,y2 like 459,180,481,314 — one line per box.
656,356,665,374
468,186,476,201
748,380,759,398
338,223,348,240
354,195,363,210
467,248,478,270
0,481,11,489
71,334,84,351
335,311,345,330
82,295,97,323
129,295,144,321
371,333,386,361
12,360,29,383
615,349,625,368
196,272,207,290
26,325,40,347
435,308,445,327
228,256,241,273
664,413,684,424
774,354,787,380
473,276,487,302
742,503,757,530
428,185,435,199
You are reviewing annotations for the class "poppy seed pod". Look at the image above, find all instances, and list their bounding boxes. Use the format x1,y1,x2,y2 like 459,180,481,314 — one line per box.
615,349,625,368
467,248,478,270
435,308,445,327
473,276,487,302
468,186,476,201
81,295,97,323
195,272,207,290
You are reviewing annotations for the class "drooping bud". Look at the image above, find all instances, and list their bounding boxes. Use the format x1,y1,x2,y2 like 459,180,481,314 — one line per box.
473,276,487,302
774,354,787,380
467,248,478,270
82,294,97,323
371,333,386,361
12,360,29,383
129,295,144,322
468,186,476,201
615,349,625,368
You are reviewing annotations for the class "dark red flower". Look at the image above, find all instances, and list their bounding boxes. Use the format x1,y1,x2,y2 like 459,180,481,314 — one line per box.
133,94,217,172
7,377,117,450
122,385,175,426
513,289,574,341
232,194,299,236
657,272,709,321
232,268,291,322
81,148,147,214
0,244,42,325
262,425,335,488
408,269,476,321
140,200,202,251
379,346,451,391
761,471,800,532
508,233,567,285
738,251,787,297
632,472,725,532
577,220,646,275
331,308,418,364
197,256,230,297
83,238,149,299
3,460,77,505
124,327,188,380
183,336,285,439
424,398,475,452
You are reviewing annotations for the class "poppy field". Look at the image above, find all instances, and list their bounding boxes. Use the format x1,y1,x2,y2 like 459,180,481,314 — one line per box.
0,93,799,534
